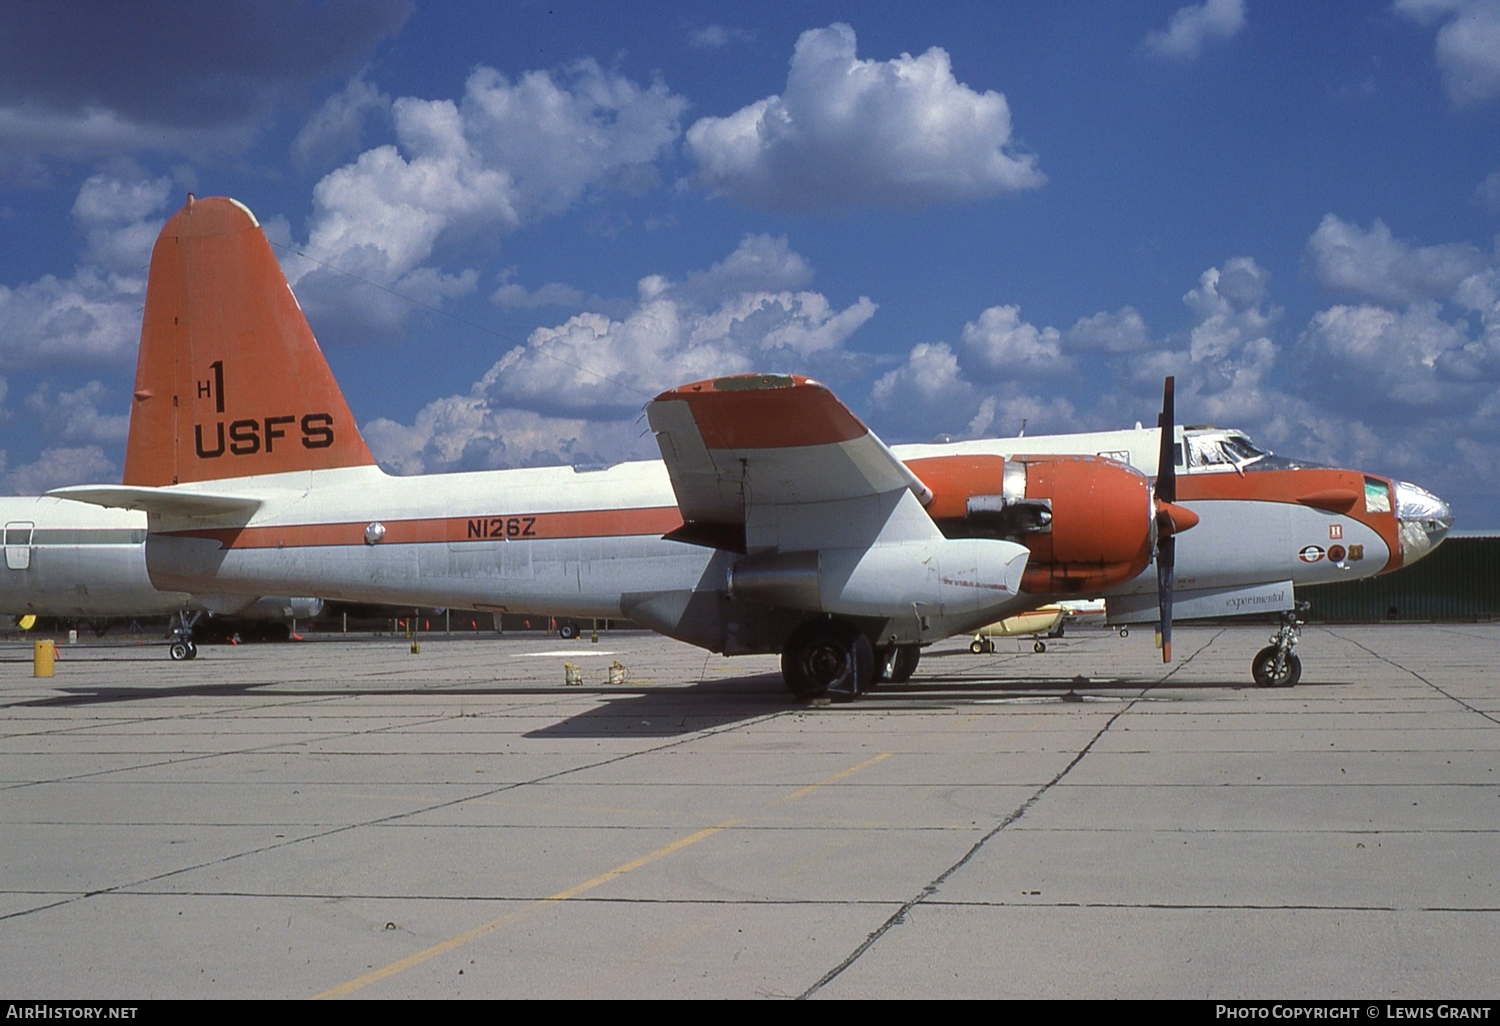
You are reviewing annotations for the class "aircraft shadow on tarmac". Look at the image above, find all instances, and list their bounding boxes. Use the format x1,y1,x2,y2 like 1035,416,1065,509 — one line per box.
4,664,1358,734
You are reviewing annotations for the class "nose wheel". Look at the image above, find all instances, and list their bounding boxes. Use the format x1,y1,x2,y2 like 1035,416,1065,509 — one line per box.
1252,647,1300,687
1252,607,1305,687
167,609,201,661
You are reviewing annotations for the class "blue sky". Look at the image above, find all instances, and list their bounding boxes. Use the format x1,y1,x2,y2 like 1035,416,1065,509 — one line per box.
2,0,1499,526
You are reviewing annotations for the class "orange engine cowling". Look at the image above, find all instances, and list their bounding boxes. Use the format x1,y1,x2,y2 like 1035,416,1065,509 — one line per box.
905,453,1154,594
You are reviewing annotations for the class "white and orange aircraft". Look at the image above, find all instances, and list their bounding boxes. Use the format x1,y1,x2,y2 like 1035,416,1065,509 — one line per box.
2,495,323,658
51,196,1451,697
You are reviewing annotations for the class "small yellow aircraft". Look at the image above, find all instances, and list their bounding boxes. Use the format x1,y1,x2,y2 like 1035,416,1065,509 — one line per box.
969,599,1109,653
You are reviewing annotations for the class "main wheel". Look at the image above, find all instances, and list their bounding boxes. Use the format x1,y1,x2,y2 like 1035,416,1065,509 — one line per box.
186,641,198,659
876,645,920,683
1033,640,1046,653
558,621,579,640
169,641,190,661
782,621,873,701
1252,645,1301,688
970,639,985,654
887,645,919,683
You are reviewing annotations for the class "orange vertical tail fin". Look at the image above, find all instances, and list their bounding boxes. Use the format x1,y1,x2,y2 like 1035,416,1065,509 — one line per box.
123,195,376,487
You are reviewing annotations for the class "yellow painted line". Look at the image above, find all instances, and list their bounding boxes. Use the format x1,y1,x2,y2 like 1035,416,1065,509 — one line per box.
779,751,891,803
314,749,893,999
313,819,737,1000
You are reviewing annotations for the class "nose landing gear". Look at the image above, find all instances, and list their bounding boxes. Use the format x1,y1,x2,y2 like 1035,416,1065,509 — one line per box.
1252,606,1305,687
168,610,200,661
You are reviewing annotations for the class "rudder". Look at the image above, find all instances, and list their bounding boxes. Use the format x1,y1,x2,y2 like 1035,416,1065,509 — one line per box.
123,195,375,486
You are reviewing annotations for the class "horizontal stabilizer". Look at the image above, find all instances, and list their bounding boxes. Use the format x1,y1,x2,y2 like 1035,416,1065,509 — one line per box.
48,485,262,518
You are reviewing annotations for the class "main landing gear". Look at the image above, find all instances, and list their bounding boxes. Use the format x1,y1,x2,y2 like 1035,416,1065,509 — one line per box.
780,621,921,700
875,643,920,684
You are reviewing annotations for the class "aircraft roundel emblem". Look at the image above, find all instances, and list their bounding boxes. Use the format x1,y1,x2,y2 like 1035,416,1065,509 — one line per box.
1327,544,1346,562
1298,545,1325,563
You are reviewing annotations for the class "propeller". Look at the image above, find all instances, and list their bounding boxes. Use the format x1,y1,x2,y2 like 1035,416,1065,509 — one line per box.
1155,377,1177,663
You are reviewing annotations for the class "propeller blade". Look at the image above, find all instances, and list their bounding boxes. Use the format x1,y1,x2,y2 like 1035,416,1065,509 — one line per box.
1157,533,1174,663
1156,376,1175,505
1156,376,1176,663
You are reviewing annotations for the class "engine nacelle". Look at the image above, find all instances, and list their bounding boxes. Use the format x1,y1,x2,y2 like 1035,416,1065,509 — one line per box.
905,453,1154,594
729,536,1029,619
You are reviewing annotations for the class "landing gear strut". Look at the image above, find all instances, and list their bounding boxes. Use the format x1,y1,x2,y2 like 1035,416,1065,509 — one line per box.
1252,606,1304,687
782,620,874,701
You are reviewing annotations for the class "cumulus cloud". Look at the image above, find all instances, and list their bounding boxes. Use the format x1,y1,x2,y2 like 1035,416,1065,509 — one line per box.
1293,211,1500,449
689,25,755,49
862,233,1500,519
685,23,1043,211
872,342,976,431
362,400,642,478
1296,212,1500,407
363,235,876,473
959,305,1069,379
1065,307,1152,353
870,258,1279,443
869,338,1083,442
291,74,390,174
1396,0,1500,105
1141,0,1247,60
289,61,688,338
0,167,171,368
1306,213,1488,304
0,445,116,496
0,1,411,172
23,381,129,445
1476,168,1500,212
870,299,1132,440
1298,302,1469,410
1182,258,1277,361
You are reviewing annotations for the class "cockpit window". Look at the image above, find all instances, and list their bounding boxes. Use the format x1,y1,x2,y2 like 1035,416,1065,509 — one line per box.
1364,477,1392,514
1184,433,1268,470
1222,435,1266,462
1186,437,1234,467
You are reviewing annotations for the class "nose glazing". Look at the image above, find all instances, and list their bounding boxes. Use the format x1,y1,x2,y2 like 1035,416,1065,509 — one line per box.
1393,481,1453,565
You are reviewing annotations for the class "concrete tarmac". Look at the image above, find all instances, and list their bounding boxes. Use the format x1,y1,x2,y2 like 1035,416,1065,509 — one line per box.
1,623,1497,999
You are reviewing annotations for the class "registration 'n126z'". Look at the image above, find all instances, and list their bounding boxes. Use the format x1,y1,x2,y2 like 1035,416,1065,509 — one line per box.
467,516,538,539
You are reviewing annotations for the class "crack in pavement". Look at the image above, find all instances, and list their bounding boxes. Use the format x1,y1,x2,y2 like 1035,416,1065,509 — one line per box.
799,629,1221,999
0,707,791,924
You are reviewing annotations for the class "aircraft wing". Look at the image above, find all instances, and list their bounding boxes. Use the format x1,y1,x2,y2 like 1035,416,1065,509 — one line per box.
647,374,934,552
48,485,262,518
